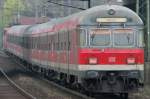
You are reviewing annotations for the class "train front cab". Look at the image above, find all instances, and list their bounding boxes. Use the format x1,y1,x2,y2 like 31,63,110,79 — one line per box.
77,24,144,98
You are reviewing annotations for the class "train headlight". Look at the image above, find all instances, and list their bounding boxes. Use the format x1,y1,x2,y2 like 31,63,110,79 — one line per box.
127,58,135,64
89,58,97,65
108,57,116,63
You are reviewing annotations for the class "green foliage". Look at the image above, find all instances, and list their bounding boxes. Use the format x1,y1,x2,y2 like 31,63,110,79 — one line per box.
1,0,25,27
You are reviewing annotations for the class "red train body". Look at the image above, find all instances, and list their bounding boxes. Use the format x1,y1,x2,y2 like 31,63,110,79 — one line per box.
3,5,144,98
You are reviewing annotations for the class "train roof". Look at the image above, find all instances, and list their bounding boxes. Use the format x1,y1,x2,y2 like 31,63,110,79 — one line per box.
7,25,30,35
30,5,144,34
69,4,143,25
8,5,143,36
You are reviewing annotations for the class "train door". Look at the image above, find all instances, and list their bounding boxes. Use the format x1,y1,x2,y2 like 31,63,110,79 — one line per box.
59,31,64,73
46,32,49,69
56,32,60,72
47,33,51,69
22,35,31,62
27,36,31,62
38,34,41,66
66,30,70,82
70,29,78,75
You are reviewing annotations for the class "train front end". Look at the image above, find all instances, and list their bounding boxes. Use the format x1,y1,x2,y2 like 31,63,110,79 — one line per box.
77,5,144,97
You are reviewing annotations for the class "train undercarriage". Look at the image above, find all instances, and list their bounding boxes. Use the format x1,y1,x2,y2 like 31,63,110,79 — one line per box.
82,70,142,99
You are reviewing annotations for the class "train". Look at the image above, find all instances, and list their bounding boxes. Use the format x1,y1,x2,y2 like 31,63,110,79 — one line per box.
3,5,144,99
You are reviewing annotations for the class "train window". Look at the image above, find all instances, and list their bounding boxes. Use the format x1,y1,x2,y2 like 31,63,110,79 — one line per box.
47,35,51,50
113,29,134,46
56,42,58,50
79,29,86,46
32,37,34,49
49,43,51,50
61,42,63,50
36,37,38,49
68,41,71,50
53,43,55,50
138,30,144,47
64,42,66,50
90,29,111,46
51,42,53,51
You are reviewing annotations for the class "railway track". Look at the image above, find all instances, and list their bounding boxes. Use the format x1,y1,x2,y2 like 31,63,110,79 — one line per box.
0,67,36,99
41,76,94,99
9,54,94,99
13,60,120,99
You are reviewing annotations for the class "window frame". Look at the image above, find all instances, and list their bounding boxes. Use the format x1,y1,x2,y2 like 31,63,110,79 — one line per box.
112,28,135,48
78,28,87,47
88,28,112,47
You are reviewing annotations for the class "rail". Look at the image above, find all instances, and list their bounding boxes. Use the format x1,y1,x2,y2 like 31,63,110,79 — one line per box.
0,67,36,99
10,54,94,99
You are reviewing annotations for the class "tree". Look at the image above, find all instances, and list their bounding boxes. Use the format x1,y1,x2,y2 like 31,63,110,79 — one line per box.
2,0,25,26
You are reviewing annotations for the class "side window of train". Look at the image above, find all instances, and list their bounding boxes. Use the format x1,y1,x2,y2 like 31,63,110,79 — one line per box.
34,37,36,49
58,32,60,51
10,35,12,42
28,37,30,49
51,34,54,51
46,33,49,50
26,37,28,48
30,37,32,49
40,36,42,50
66,30,69,51
61,42,63,50
64,32,66,51
67,30,71,51
24,37,26,48
57,42,59,51
79,29,86,47
68,41,71,50
138,29,144,47
64,31,66,51
64,41,66,51
36,37,38,49
38,36,40,49
67,29,74,50
32,37,34,49
35,37,38,49
37,36,39,49
39,36,41,50
44,35,46,50
35,37,37,49
41,36,43,50
43,36,45,50
56,33,58,51
14,36,18,44
27,37,29,48
39,36,41,49
49,34,51,51
31,37,33,49
53,35,55,50
55,34,58,51
60,32,63,51
40,36,43,50
33,37,35,49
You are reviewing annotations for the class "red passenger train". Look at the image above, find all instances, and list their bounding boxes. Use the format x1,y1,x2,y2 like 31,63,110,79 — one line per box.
3,5,144,99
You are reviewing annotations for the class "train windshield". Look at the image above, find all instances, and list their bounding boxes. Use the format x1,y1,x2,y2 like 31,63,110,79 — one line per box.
90,29,111,46
113,29,134,46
